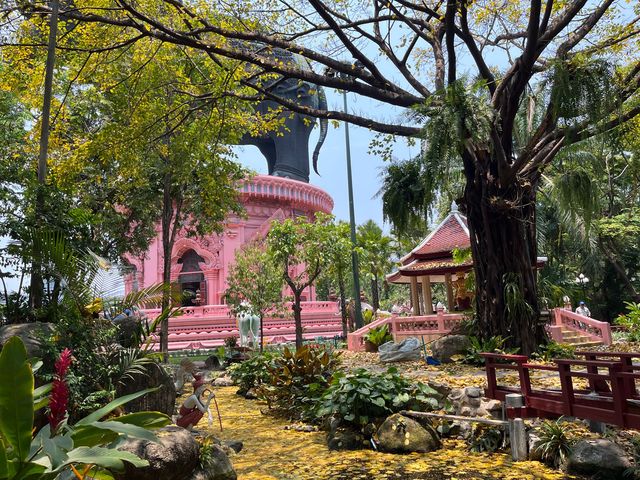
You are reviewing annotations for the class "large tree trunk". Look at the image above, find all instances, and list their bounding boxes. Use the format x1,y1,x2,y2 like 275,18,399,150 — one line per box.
463,153,546,356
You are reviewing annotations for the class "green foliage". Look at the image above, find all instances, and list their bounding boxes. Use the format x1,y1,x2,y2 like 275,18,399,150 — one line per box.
362,309,375,325
463,336,518,366
198,435,219,470
0,337,171,479
623,436,640,479
503,272,534,324
260,346,341,420
363,324,393,347
316,367,439,427
617,302,640,342
533,342,576,362
468,424,505,453
533,419,574,469
228,350,282,394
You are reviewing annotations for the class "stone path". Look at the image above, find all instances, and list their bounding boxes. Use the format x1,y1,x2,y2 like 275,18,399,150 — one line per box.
201,387,576,480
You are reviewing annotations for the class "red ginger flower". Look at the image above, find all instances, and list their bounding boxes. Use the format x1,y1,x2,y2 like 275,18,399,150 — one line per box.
47,348,73,432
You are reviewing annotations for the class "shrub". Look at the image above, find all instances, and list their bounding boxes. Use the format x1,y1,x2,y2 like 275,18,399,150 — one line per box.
533,418,574,468
228,350,281,394
362,309,375,325
462,336,519,366
533,341,576,362
364,324,393,347
468,424,505,453
260,345,341,419
617,302,640,342
316,367,440,427
224,335,239,349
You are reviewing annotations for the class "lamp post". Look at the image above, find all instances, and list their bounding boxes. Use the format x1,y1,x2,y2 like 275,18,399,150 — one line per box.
325,65,364,329
575,273,589,300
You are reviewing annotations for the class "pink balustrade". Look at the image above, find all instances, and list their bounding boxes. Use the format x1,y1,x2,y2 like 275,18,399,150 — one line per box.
548,308,612,346
347,308,465,351
141,301,343,351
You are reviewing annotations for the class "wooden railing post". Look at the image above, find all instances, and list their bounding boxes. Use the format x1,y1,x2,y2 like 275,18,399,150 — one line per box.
557,362,575,417
484,357,498,399
609,363,626,427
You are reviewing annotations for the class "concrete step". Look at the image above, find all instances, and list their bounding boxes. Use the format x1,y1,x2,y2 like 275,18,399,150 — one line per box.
571,340,603,347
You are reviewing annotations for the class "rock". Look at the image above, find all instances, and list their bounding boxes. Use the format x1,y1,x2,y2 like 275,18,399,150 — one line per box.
478,399,502,418
114,426,199,480
189,445,237,480
214,376,234,387
327,429,366,450
431,335,470,363
113,316,141,348
205,355,223,370
116,361,176,416
528,432,543,461
427,382,452,399
0,323,54,357
223,440,243,453
566,439,631,479
244,388,258,400
376,413,440,453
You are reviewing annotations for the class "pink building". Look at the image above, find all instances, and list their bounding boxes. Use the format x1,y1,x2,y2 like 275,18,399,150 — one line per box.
123,175,343,349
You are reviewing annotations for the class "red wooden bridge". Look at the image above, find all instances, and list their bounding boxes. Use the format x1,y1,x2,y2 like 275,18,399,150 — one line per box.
483,352,640,429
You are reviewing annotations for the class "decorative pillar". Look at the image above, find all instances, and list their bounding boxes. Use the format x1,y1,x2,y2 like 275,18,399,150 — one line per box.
204,270,217,305
421,275,433,314
445,273,454,311
410,276,421,316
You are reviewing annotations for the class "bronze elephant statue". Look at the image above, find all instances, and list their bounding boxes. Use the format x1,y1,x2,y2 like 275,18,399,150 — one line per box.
237,44,329,183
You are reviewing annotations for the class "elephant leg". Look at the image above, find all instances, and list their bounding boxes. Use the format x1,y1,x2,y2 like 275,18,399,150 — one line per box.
238,317,248,346
250,316,260,345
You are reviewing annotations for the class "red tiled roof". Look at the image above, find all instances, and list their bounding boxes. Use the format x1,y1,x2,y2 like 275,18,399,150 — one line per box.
412,213,469,258
399,258,473,276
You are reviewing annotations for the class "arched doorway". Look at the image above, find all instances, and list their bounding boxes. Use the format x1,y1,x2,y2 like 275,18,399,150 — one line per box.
177,249,207,306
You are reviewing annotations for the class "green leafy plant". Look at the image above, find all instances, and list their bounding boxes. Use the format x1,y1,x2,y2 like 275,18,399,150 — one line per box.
533,342,576,362
362,309,375,325
227,350,281,395
260,345,341,420
0,336,171,479
533,418,574,468
316,367,440,427
623,436,640,478
617,302,640,342
224,336,239,349
363,324,393,347
468,424,505,453
462,336,519,366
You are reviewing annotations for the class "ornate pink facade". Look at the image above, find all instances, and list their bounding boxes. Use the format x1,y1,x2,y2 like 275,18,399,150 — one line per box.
124,175,334,306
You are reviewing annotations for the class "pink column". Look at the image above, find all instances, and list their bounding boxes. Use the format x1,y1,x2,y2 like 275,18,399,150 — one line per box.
204,270,218,305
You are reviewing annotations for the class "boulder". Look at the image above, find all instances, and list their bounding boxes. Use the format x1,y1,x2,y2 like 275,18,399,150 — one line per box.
223,440,243,454
205,355,223,370
0,322,54,357
327,429,367,450
566,439,631,479
213,376,234,387
378,337,422,362
114,426,199,480
431,335,470,363
376,413,440,453
189,445,237,480
116,361,176,416
113,316,141,348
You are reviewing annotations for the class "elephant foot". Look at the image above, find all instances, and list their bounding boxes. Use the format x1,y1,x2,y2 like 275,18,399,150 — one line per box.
273,170,308,183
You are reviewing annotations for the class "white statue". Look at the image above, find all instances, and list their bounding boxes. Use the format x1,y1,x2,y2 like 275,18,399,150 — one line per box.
237,301,260,347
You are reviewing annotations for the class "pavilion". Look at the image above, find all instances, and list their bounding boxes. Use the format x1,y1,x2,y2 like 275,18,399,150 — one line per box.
387,203,473,315
387,203,547,315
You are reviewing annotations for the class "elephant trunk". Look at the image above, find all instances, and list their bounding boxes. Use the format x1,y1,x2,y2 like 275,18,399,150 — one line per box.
312,86,328,175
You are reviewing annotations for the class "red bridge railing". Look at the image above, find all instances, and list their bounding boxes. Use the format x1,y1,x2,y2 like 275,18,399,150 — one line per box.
482,352,640,429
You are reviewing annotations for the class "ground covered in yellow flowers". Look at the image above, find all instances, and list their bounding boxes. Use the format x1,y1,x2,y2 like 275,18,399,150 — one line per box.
202,387,577,480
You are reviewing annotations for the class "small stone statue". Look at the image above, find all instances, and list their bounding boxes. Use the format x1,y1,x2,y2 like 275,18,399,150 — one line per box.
176,375,214,431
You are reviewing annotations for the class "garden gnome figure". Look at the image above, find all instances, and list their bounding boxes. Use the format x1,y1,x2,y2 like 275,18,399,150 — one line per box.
176,375,214,431
575,301,591,317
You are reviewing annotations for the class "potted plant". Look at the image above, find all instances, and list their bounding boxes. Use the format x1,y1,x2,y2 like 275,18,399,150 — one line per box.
364,324,393,352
